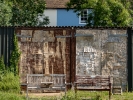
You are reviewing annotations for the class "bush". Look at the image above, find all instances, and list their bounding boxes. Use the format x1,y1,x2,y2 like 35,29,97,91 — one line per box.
0,72,20,93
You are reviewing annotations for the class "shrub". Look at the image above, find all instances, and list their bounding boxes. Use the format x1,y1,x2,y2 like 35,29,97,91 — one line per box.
0,72,20,93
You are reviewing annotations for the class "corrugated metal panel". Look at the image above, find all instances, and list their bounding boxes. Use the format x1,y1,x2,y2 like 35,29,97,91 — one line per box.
0,27,14,67
14,26,130,29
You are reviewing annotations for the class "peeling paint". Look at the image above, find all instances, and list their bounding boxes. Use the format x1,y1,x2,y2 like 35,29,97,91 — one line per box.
17,28,128,91
17,29,71,84
76,29,127,91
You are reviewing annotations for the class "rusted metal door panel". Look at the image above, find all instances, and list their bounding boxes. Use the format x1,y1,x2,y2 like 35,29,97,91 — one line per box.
76,29,127,91
16,28,71,84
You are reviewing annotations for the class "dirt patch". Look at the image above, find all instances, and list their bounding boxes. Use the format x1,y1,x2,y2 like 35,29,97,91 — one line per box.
28,92,65,98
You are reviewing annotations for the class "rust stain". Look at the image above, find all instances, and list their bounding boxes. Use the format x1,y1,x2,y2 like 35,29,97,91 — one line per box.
17,29,71,84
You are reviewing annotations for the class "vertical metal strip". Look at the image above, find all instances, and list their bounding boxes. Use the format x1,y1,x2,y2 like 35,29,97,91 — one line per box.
4,27,7,67
132,29,133,91
127,27,132,91
73,28,76,84
69,29,72,89
1,27,4,56
0,27,1,57
8,27,11,67
2,27,6,65
70,28,76,86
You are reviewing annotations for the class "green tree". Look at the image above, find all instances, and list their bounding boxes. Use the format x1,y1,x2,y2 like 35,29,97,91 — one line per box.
67,0,133,26
0,1,12,26
6,0,49,26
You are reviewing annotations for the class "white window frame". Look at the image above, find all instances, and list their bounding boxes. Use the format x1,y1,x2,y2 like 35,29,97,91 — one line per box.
79,9,88,24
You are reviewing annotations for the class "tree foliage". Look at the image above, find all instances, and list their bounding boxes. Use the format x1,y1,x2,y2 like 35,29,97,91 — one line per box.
10,0,49,26
66,0,133,26
0,0,49,26
0,1,12,26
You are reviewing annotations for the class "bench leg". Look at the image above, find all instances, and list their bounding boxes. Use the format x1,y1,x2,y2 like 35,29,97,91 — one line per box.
26,86,28,100
109,90,111,100
74,84,77,99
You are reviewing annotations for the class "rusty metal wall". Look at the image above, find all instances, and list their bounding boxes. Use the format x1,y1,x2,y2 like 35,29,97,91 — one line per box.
76,29,128,91
15,28,74,86
0,26,132,91
15,27,130,91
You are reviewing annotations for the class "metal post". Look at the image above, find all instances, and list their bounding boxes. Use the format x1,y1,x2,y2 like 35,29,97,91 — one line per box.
132,29,133,91
127,28,132,91
26,74,28,100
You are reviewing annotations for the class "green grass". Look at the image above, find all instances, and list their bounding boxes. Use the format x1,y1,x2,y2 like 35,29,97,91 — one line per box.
0,92,25,100
61,90,133,100
0,72,23,100
0,91,133,100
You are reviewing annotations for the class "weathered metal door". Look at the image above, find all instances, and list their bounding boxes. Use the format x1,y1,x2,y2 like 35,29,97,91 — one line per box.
16,28,72,84
76,29,127,89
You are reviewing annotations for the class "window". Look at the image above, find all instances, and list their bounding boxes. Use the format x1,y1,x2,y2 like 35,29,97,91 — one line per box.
79,9,88,24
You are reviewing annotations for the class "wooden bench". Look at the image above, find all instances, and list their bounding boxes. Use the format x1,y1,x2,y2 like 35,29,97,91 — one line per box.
74,75,112,100
26,74,66,99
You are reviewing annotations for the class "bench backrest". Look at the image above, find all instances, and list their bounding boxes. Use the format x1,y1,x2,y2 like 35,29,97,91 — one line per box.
75,75,111,87
27,74,66,89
